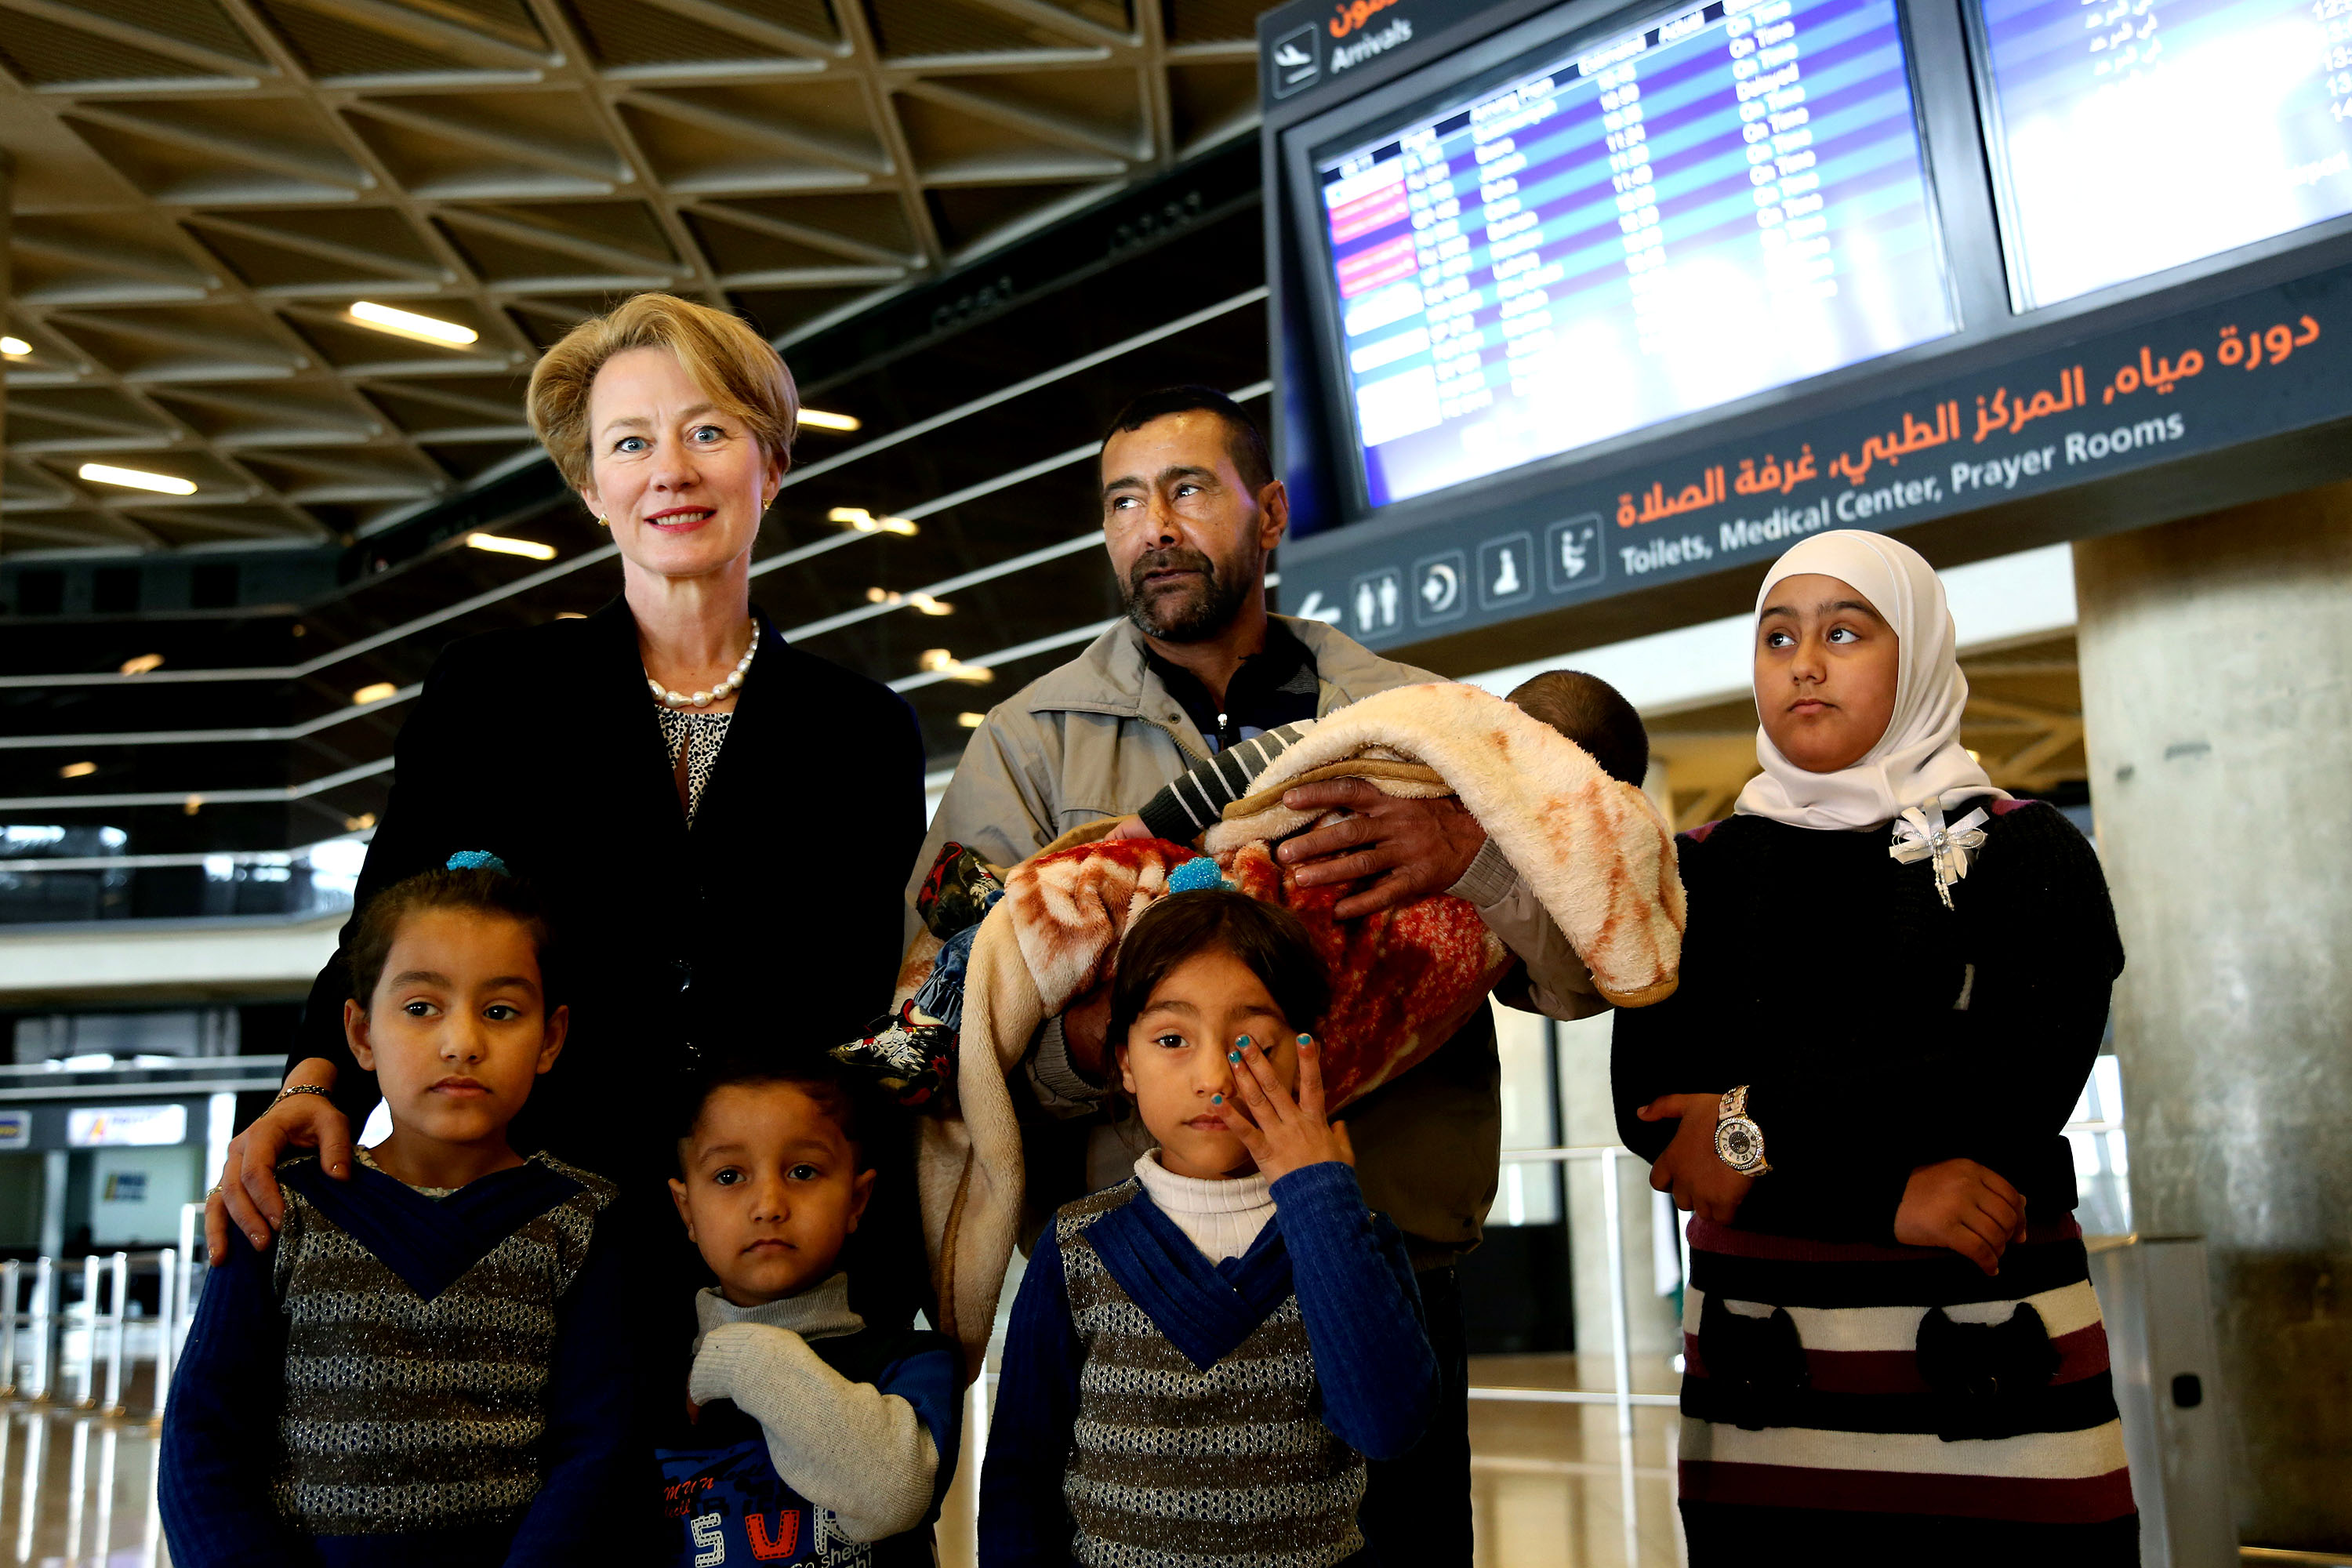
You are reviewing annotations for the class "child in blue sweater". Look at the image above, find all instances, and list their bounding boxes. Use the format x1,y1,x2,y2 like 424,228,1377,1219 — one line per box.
161,855,630,1567
979,888,1439,1568
658,1055,962,1566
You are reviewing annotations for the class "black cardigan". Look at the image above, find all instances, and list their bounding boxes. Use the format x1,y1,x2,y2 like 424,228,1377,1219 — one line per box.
1611,800,2123,1244
296,595,924,1221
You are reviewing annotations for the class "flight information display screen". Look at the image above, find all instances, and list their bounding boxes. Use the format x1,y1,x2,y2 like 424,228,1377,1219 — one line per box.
1313,0,1955,510
1978,0,2352,307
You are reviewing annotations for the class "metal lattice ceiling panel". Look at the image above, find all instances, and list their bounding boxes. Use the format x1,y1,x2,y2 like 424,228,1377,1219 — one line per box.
0,0,1261,554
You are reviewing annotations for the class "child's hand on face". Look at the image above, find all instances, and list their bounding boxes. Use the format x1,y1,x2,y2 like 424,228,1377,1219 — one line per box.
1225,1033,1353,1185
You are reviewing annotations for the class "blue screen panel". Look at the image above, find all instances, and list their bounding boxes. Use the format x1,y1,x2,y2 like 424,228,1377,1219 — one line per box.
1979,0,2352,307
1316,0,1955,510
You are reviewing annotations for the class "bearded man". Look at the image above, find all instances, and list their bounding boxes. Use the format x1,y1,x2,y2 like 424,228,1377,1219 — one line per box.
910,385,1605,1561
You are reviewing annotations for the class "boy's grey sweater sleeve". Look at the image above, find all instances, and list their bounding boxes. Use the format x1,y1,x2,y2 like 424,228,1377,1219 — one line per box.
1449,840,1609,1022
1135,720,1318,842
689,1324,938,1543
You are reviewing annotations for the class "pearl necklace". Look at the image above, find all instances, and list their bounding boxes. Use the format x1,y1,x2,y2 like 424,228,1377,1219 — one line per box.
646,622,759,710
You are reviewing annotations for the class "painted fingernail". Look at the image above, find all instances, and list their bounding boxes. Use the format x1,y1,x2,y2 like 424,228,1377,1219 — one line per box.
1237,1035,1251,1050
1297,1033,1312,1045
1211,1094,1224,1105
1229,1050,1241,1063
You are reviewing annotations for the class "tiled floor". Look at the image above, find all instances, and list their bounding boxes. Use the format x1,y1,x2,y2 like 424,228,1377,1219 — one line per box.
4,1356,1688,1567
0,1410,164,1568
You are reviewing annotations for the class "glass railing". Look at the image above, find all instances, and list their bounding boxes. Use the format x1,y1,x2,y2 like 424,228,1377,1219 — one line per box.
0,837,365,927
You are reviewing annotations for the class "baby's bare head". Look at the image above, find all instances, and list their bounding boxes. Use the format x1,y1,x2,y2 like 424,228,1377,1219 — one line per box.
1505,670,1649,787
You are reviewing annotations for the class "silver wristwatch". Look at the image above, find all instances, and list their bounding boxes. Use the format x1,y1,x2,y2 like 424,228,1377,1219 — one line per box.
1715,1084,1771,1175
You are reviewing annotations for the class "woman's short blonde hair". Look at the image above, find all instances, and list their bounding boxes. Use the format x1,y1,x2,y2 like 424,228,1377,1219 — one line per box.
526,292,798,492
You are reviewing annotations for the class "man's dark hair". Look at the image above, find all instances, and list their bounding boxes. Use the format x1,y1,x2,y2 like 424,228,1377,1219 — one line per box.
1507,670,1650,787
345,863,557,1011
673,1052,884,1173
1105,889,1330,1054
1102,385,1274,495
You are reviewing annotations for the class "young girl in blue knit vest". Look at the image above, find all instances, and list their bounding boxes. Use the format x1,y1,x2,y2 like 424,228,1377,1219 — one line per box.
161,856,632,1567
979,887,1438,1567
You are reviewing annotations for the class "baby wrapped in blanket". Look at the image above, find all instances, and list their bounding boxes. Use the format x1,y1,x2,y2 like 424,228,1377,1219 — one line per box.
851,674,1687,1374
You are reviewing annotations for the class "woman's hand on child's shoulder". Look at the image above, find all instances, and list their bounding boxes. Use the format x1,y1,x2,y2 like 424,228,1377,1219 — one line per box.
1229,1033,1355,1185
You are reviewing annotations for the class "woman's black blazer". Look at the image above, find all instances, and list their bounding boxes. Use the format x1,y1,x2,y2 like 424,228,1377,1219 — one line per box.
296,594,925,1194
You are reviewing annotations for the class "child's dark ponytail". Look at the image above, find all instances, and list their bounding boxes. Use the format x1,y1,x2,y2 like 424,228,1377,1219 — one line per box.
345,851,557,1010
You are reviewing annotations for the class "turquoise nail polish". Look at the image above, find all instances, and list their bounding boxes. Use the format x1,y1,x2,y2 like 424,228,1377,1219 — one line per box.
1211,1094,1223,1105
1297,1033,1312,1045
1228,1050,1241,1063
1238,1035,1251,1049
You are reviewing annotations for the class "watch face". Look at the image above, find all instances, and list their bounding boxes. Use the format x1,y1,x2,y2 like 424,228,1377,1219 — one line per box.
1715,1117,1762,1168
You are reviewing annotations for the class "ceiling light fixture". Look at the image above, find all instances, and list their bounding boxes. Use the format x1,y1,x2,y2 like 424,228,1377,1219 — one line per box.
919,649,993,684
0,337,29,358
829,506,917,537
119,653,164,677
345,812,378,832
59,761,96,779
798,408,861,432
466,532,557,561
863,587,953,615
183,795,203,816
347,300,479,347
352,681,399,706
80,463,196,495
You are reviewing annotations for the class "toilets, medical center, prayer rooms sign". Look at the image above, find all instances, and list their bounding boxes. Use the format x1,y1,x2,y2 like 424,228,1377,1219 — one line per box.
1283,262,2352,648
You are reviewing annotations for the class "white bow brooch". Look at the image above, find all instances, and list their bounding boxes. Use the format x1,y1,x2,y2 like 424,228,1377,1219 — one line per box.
1889,800,1990,910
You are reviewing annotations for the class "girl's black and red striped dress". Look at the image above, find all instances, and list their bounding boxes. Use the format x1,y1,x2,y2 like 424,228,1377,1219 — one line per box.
1613,799,2139,1560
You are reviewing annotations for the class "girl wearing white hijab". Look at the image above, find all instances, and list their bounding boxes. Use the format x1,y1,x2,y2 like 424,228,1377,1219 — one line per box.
1610,531,2136,1558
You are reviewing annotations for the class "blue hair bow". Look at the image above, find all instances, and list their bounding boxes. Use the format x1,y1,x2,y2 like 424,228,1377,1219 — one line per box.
445,850,510,875
1167,856,1230,894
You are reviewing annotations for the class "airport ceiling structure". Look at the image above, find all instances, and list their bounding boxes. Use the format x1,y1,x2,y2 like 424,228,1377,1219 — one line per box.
0,0,1265,554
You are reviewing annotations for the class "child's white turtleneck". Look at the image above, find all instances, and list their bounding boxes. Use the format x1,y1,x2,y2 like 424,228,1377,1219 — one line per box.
1132,1148,1274,1263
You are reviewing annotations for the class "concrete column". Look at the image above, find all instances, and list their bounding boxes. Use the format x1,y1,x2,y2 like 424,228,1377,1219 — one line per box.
37,1149,65,1261
2073,489,2352,1552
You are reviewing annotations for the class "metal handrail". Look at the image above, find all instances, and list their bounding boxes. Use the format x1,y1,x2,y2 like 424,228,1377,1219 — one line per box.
0,1232,200,1425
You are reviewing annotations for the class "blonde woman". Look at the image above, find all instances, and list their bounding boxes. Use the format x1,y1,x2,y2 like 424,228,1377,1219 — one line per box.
205,293,926,1324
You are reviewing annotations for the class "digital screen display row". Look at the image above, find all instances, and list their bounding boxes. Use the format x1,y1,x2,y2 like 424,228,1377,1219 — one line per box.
1315,0,1956,508
1978,0,2352,307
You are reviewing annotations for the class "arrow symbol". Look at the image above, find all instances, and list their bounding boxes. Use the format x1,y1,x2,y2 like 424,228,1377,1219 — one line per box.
1294,589,1342,625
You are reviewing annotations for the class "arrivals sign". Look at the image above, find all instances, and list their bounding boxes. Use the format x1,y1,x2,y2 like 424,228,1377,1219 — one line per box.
1260,0,1501,104
1281,262,2352,646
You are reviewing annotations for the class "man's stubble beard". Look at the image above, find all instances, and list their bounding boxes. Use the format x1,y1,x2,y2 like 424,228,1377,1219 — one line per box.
1122,545,1255,643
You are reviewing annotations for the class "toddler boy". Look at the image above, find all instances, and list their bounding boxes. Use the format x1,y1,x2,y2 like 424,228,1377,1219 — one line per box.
661,1057,961,1566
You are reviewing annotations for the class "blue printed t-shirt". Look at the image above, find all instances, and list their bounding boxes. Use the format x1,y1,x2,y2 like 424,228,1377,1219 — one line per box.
656,1325,961,1568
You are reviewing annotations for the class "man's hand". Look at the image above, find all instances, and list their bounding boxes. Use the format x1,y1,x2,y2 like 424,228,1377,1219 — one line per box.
1896,1159,2027,1276
1275,779,1487,920
1228,1033,1355,1185
1636,1093,1754,1223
